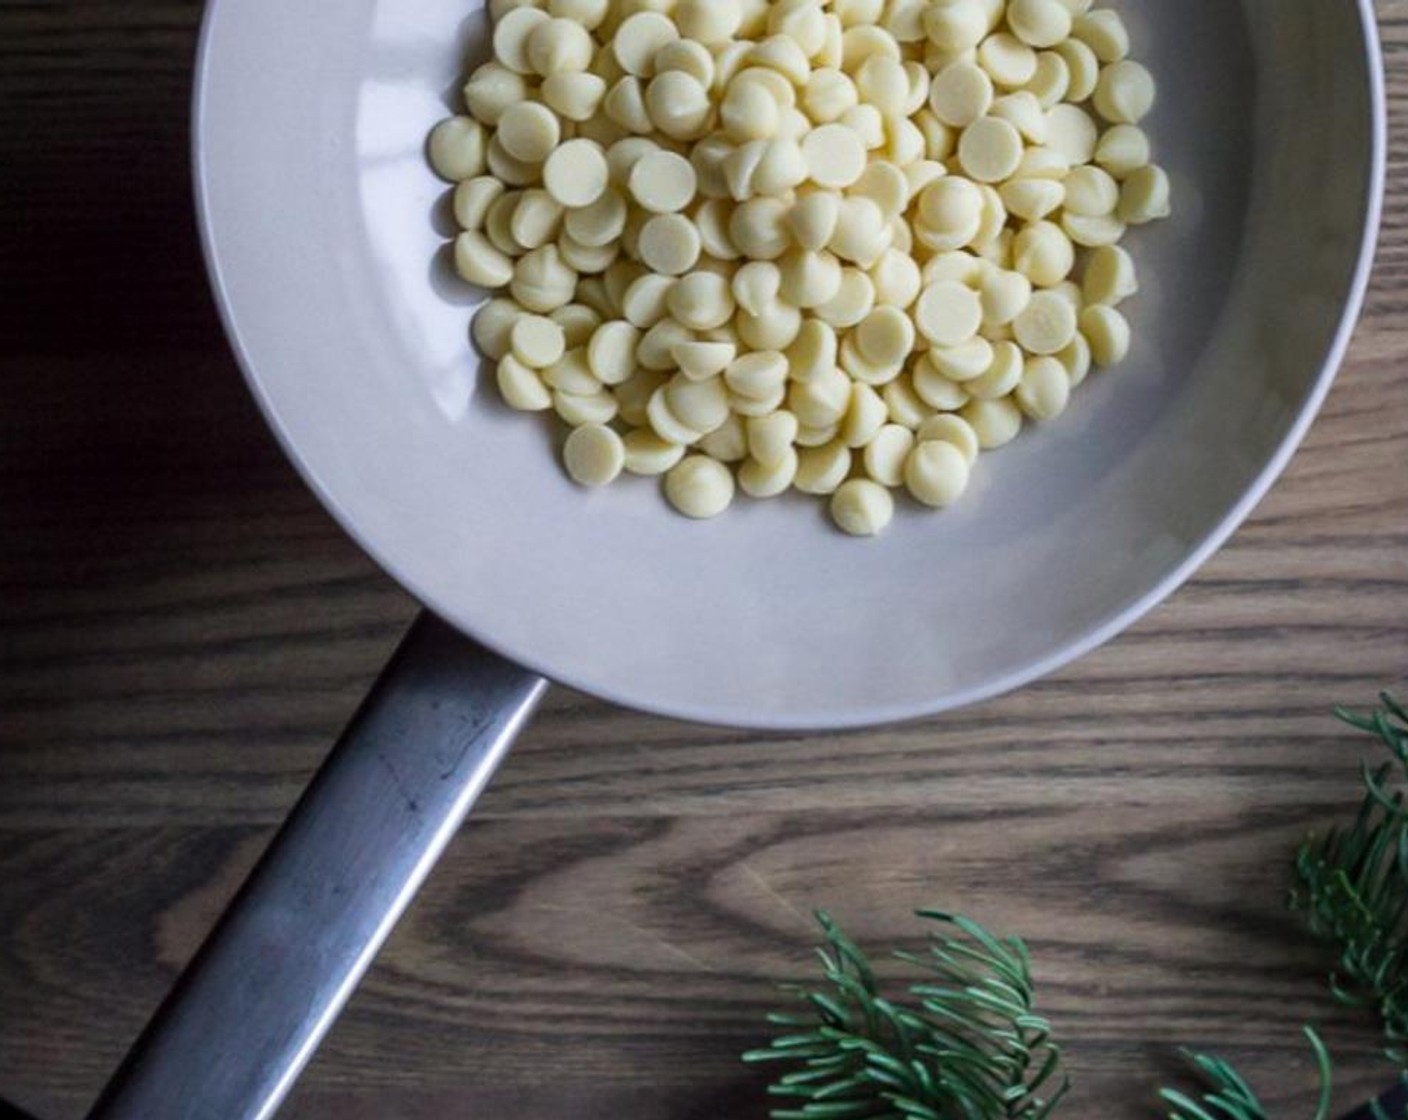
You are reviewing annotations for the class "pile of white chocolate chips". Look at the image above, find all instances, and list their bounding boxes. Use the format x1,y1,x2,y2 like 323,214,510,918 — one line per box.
430,0,1170,535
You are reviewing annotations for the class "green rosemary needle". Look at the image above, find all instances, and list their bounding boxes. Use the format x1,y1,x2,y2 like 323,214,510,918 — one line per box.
1291,693,1408,1062
1159,1027,1332,1120
743,910,1069,1120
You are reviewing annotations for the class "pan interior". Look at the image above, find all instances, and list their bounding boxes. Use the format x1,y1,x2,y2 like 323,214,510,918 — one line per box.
196,0,1380,728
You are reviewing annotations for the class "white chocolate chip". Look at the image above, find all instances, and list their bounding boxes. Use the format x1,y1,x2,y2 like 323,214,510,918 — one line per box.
863,423,916,486
915,280,983,346
929,61,993,128
453,177,505,231
1082,244,1138,306
454,230,514,288
1012,220,1074,287
779,248,844,308
699,413,750,461
1093,60,1156,125
905,440,969,507
788,191,842,250
542,346,600,394
629,150,698,213
851,162,910,221
1080,304,1131,366
830,479,895,535
960,395,1023,448
666,373,731,432
638,213,702,275
429,117,488,181
646,71,713,139
870,248,922,309
472,298,521,359
965,339,1024,398
665,454,735,517
510,314,567,368
676,0,742,43
1013,289,1078,354
527,18,594,76
958,117,1024,183
543,140,609,207
1025,52,1071,109
978,33,1038,88
496,354,553,411
917,176,984,250
1062,211,1126,248
725,350,790,400
1007,0,1072,50
747,410,800,466
623,429,687,475
673,338,738,381
510,190,565,250
795,439,852,494
1045,103,1098,164
1015,355,1071,420
613,12,678,75
1095,124,1151,178
563,423,626,485
802,123,868,188
1057,329,1092,387
492,8,550,75
550,303,601,348
803,68,860,124
667,272,736,330
916,413,979,463
829,196,890,264
464,63,528,127
621,272,675,327
923,0,988,53
1119,164,1172,224
1063,165,1119,216
813,266,875,328
854,305,915,367
929,336,995,382
1054,37,1099,102
738,446,799,497
1073,9,1130,64
730,197,792,259
554,386,618,426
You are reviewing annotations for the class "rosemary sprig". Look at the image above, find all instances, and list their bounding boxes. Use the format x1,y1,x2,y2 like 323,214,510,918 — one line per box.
1291,694,1408,1062
743,910,1069,1120
1159,1027,1332,1120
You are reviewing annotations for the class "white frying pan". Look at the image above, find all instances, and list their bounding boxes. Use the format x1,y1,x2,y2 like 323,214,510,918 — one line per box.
85,2,1384,1117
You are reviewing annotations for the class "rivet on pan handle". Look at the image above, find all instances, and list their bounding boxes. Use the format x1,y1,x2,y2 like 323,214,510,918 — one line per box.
85,612,548,1120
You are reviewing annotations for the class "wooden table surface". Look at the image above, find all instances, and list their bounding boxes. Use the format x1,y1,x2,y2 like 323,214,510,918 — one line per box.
3,3,1408,1118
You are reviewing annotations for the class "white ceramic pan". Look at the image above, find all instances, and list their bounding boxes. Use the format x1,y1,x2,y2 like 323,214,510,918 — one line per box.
86,2,1385,1117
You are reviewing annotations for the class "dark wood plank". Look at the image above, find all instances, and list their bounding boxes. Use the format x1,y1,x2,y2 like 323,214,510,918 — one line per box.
2,2,1408,1119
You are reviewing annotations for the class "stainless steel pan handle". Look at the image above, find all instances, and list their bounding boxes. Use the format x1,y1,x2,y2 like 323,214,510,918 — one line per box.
86,612,548,1120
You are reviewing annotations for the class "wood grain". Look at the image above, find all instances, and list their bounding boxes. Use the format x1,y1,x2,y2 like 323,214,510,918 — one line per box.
2,2,1408,1118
